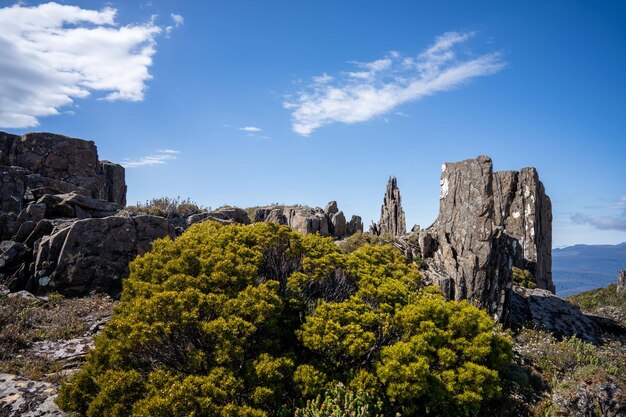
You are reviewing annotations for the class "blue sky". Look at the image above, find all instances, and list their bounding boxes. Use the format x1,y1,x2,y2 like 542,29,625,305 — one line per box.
1,0,625,247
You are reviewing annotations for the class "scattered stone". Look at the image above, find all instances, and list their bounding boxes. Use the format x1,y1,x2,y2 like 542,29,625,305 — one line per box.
0,373,64,417
31,338,94,362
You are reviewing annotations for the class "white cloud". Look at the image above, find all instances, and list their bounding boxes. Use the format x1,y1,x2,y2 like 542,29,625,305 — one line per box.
171,13,184,26
122,149,179,168
284,31,505,136
0,2,164,129
573,196,626,231
165,13,184,36
239,126,262,132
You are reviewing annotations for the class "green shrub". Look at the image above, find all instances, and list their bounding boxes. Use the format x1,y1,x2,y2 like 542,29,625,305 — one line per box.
337,232,397,254
512,268,537,289
57,222,511,416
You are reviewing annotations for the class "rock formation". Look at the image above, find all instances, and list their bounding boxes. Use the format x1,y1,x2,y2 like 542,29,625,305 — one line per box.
509,286,600,343
0,131,366,295
371,177,406,236
253,201,362,239
0,132,172,296
0,132,126,208
494,168,553,292
618,270,626,294
417,156,553,322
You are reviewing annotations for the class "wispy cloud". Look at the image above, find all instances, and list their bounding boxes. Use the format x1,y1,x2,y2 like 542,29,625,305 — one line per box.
572,196,626,231
284,31,505,136
239,126,262,132
0,2,170,129
122,149,180,168
166,13,184,37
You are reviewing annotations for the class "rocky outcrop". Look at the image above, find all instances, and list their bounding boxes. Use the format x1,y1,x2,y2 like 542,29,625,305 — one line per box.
0,132,174,296
0,132,126,207
510,286,601,343
417,156,518,321
618,270,626,294
33,215,175,295
494,169,553,292
371,177,406,236
416,156,553,322
187,207,251,226
253,201,362,239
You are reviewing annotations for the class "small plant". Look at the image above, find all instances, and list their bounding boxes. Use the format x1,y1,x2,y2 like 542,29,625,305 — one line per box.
337,232,396,253
512,268,537,289
295,383,384,417
124,196,205,218
46,292,65,305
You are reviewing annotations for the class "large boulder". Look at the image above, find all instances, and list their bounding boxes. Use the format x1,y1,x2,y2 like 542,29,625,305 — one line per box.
509,286,601,344
33,215,175,295
330,210,347,237
286,206,330,236
347,215,363,236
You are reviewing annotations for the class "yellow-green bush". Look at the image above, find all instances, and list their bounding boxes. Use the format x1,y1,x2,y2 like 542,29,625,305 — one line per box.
57,222,511,416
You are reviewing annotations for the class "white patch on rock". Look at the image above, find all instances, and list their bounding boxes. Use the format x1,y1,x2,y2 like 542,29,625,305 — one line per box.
524,185,531,198
512,211,521,219
441,163,447,172
440,177,449,199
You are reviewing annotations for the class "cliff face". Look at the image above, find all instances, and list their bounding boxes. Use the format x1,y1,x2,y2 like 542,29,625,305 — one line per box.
494,168,553,292
0,132,126,207
418,156,553,321
0,132,168,296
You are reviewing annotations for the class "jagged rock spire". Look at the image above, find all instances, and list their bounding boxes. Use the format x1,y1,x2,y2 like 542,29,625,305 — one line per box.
376,176,406,236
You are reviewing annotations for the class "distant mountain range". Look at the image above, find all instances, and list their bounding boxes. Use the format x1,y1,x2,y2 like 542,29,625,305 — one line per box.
553,242,626,297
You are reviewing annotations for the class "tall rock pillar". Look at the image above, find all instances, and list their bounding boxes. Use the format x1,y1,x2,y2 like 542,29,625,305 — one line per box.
494,168,553,292
376,177,406,236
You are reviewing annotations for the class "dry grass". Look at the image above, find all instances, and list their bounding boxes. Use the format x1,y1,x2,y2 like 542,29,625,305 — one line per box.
0,292,116,381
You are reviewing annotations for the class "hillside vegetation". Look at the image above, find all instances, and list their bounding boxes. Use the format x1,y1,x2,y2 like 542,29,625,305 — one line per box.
56,222,512,417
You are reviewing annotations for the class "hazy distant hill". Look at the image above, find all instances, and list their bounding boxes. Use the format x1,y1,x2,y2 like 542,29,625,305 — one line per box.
553,242,626,297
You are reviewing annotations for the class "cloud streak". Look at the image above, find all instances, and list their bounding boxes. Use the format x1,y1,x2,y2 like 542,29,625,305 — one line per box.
284,31,505,136
122,149,180,168
572,196,626,231
239,126,262,132
0,2,166,129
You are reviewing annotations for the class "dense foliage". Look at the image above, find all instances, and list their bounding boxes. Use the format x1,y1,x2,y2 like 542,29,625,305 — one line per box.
57,222,512,417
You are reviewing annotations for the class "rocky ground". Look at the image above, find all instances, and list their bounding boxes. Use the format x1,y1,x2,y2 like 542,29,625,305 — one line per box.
0,289,115,416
